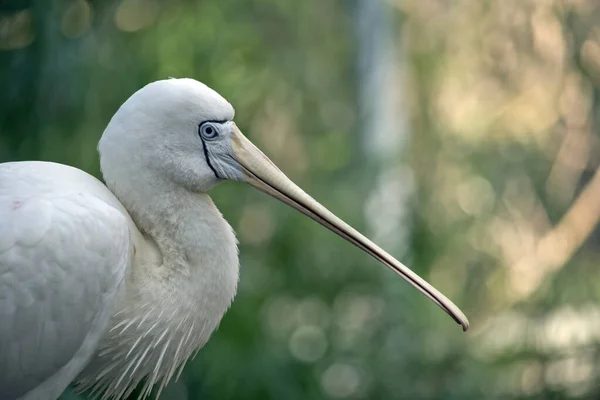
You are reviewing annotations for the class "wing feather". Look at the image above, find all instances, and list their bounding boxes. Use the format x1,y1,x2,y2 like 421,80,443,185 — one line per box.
0,162,132,400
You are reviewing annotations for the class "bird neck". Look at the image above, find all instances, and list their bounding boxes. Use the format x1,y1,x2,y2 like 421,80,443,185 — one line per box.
120,176,240,324
78,176,239,398
106,171,237,275
132,184,235,274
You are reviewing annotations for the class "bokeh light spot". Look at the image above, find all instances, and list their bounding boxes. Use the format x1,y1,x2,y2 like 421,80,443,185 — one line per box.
238,203,275,245
456,176,495,216
288,325,327,362
321,363,361,398
115,0,159,32
61,0,92,39
0,10,34,51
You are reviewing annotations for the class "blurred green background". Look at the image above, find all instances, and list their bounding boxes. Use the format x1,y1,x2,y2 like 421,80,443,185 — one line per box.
2,0,600,399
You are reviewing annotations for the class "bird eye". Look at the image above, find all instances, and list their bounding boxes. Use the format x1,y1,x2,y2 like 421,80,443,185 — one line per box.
199,123,219,140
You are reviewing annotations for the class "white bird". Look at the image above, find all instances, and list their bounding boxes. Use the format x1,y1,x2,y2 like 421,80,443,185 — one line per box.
0,78,468,400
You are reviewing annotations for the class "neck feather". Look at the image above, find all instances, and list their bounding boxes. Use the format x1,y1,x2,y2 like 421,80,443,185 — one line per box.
77,176,239,399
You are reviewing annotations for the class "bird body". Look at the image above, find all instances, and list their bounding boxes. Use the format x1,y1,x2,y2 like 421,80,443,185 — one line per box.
0,161,132,399
0,79,468,400
1,160,238,399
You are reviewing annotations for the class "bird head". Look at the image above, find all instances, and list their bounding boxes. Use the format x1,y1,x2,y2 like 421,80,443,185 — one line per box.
99,78,469,332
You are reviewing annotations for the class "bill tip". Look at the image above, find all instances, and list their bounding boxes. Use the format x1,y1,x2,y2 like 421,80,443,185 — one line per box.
461,319,470,332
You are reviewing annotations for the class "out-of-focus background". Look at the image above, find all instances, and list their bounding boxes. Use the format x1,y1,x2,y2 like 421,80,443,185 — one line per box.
1,0,599,399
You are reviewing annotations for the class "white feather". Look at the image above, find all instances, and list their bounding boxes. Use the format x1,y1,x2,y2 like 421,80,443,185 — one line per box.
1,78,241,399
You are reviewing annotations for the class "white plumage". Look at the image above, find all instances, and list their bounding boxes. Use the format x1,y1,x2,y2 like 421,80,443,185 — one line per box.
0,78,468,400
0,162,132,399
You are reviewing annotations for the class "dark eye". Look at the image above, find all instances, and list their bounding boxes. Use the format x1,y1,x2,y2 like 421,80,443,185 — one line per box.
199,123,219,140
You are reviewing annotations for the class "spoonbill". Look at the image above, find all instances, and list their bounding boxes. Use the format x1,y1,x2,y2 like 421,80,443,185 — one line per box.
0,78,468,400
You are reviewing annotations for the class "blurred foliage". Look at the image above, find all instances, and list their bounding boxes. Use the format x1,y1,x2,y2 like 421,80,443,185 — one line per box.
3,0,600,399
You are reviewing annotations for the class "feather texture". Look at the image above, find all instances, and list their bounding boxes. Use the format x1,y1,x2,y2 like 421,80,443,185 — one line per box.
1,79,240,399
0,162,131,400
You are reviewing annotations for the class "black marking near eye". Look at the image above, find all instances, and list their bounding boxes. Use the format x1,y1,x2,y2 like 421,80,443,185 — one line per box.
198,120,230,179
200,138,220,179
